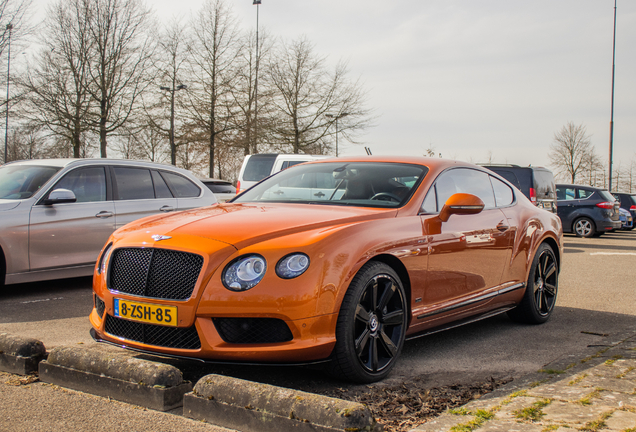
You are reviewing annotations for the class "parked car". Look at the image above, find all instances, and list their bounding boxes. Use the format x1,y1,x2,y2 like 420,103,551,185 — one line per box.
200,178,236,202
618,208,633,230
481,164,557,213
555,184,621,237
236,153,331,193
91,156,562,383
612,192,636,230
0,158,216,287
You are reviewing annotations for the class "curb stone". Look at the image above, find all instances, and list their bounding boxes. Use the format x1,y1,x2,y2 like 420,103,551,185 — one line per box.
39,344,192,411
0,332,47,374
410,332,636,432
184,373,383,432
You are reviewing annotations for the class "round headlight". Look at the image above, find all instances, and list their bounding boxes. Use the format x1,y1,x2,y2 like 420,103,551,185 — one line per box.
276,253,310,279
222,255,267,291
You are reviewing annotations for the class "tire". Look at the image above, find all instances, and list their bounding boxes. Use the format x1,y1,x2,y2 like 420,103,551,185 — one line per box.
326,262,408,383
508,243,558,324
573,217,595,238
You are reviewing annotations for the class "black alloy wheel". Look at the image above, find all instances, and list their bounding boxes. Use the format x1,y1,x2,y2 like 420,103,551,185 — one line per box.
508,243,558,324
327,262,407,383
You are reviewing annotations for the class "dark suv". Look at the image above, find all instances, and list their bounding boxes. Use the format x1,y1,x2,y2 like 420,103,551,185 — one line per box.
481,165,557,213
556,184,621,237
612,192,636,231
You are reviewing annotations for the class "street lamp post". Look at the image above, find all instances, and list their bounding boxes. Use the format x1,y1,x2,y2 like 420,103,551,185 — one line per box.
160,83,187,166
4,23,12,164
326,112,349,157
253,0,261,154
608,0,617,192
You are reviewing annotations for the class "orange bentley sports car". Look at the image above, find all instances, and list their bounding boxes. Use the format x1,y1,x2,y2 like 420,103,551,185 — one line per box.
90,156,563,383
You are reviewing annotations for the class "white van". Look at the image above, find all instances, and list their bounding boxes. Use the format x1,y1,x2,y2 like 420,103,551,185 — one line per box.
236,153,332,193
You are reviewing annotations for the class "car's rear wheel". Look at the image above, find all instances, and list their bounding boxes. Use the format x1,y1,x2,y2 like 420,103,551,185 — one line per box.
573,217,595,238
326,262,407,383
508,243,558,324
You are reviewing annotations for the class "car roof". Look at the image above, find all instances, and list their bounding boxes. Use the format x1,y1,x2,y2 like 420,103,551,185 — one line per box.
4,158,193,175
556,183,607,191
303,155,477,170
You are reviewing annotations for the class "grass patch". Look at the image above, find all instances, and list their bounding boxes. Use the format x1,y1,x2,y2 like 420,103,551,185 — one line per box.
514,399,551,422
449,409,494,432
578,389,602,406
615,366,634,379
579,411,613,431
569,373,588,386
539,369,565,375
449,407,470,416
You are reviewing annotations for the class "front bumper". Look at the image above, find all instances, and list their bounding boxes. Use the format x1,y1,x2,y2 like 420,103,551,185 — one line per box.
90,306,338,364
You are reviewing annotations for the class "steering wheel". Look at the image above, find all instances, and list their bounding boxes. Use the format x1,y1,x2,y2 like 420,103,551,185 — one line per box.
370,192,401,203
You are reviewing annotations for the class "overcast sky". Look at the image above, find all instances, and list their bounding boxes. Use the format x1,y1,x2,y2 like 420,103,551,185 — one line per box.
39,0,636,170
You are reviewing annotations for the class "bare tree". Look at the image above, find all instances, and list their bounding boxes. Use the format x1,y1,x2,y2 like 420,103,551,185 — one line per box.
185,0,241,177
84,0,154,157
19,0,93,158
229,28,273,156
549,122,593,183
143,18,190,165
267,37,372,155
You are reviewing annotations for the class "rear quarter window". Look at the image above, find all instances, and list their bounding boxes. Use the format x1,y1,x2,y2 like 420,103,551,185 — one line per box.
161,172,201,198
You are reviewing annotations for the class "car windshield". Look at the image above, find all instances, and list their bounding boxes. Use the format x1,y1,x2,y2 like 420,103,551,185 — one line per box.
0,165,61,200
233,162,428,208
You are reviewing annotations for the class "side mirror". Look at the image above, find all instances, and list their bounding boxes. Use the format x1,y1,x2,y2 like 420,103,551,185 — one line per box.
439,193,484,222
43,188,77,205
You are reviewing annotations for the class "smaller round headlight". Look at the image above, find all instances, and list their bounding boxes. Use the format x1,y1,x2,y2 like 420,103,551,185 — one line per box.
223,255,267,291
276,253,310,279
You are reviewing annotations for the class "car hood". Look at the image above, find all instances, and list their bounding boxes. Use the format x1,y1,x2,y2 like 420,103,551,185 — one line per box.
0,200,21,211
116,203,396,249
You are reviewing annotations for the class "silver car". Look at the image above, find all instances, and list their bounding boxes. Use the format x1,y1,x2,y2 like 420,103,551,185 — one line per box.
0,159,216,286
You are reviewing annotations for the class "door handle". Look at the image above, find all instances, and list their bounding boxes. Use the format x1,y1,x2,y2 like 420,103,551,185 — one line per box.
496,221,509,232
95,211,114,218
313,192,325,198
160,205,175,212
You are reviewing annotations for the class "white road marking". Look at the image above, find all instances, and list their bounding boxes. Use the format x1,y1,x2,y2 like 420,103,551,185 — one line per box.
20,297,65,304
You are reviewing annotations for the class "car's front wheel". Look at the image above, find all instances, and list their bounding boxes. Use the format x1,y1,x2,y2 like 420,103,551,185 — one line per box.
327,262,407,383
508,243,558,324
573,217,595,238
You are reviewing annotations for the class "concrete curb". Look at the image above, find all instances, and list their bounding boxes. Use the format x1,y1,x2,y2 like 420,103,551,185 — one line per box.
184,373,383,432
39,345,192,411
0,332,46,374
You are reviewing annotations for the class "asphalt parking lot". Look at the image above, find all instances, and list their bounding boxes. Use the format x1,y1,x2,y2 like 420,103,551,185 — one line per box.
1,229,635,430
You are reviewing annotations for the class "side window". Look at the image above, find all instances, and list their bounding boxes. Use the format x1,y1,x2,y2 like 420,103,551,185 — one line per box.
578,189,593,199
151,170,173,199
556,187,576,200
161,172,201,198
52,167,106,203
435,168,496,209
490,176,514,207
114,167,154,200
421,186,438,213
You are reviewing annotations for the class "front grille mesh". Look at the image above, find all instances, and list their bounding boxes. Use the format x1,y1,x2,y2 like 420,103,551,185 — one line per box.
213,318,293,344
109,248,204,300
104,315,201,350
95,295,105,318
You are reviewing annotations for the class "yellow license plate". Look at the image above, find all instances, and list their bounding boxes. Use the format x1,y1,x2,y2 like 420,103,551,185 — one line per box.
113,298,177,327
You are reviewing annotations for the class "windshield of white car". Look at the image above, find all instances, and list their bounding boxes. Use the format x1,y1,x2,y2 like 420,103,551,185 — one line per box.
0,165,61,200
233,162,428,208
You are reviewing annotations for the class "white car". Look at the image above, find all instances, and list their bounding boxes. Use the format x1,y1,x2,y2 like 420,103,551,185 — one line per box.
0,158,216,286
236,154,332,193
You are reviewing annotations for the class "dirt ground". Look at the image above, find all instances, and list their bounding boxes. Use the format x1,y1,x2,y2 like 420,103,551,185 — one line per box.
317,376,513,432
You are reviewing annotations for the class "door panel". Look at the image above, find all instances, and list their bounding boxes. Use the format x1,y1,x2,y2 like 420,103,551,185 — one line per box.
422,209,510,305
29,166,114,271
